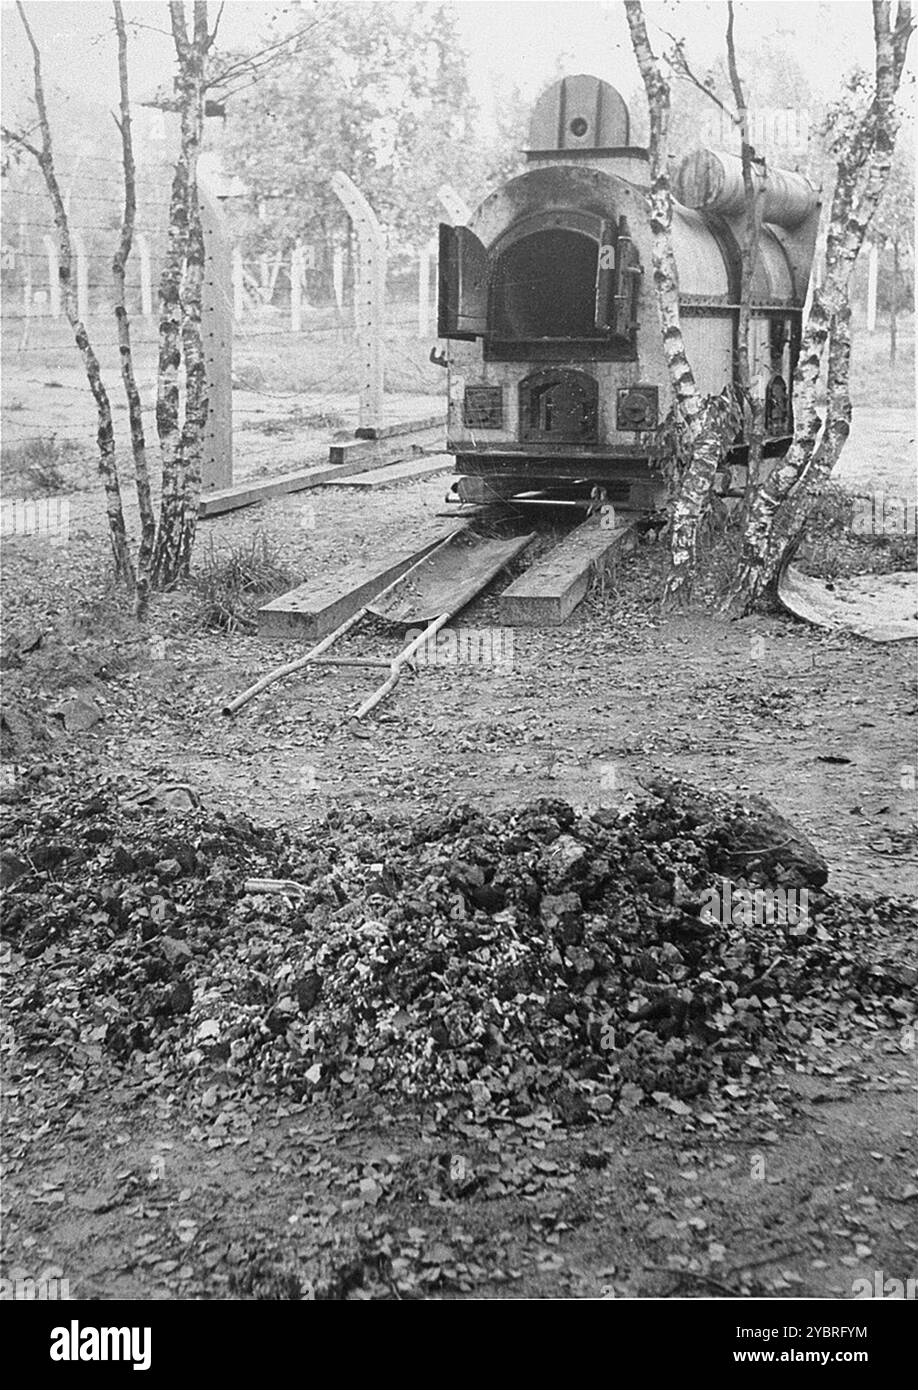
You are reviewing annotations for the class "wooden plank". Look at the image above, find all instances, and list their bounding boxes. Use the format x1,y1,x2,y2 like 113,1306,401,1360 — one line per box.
328,426,442,466
354,413,445,440
198,444,442,518
498,517,636,626
256,525,463,640
323,454,454,489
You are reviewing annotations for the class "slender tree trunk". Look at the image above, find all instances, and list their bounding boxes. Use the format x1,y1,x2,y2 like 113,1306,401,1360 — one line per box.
724,0,913,615
667,393,740,595
890,238,899,364
8,2,134,587
176,181,207,578
112,0,154,617
768,300,853,574
725,1,767,508
626,0,727,608
150,0,208,589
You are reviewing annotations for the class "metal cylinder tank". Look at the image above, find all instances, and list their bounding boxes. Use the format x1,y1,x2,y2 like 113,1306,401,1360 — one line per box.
673,148,818,230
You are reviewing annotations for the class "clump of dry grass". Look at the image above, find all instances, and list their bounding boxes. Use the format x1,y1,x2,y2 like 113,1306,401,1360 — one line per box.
190,533,296,633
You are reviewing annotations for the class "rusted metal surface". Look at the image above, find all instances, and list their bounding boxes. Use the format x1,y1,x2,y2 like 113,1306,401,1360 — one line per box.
367,530,536,626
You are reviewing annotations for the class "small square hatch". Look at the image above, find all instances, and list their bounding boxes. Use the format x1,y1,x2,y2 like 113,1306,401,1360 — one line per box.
463,385,503,429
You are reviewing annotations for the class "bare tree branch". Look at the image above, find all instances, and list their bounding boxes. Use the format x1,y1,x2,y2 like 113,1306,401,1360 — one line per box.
658,26,739,126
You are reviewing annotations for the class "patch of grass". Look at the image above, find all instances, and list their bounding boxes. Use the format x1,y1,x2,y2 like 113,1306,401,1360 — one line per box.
0,435,76,496
231,331,447,399
242,406,349,437
850,314,914,409
232,360,269,392
190,533,296,634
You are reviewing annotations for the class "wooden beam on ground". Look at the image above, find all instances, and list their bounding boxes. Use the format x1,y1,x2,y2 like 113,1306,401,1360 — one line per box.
198,441,443,518
328,425,443,466
354,413,444,440
256,525,465,640
498,516,637,626
322,453,454,489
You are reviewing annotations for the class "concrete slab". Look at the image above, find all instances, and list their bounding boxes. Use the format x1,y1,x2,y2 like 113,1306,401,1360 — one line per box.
323,454,454,489
498,517,636,626
256,525,463,640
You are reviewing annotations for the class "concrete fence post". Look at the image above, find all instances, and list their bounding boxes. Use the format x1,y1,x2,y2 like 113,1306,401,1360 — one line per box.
72,232,89,320
291,241,304,332
331,171,386,432
332,246,344,312
137,234,153,319
42,234,60,317
418,234,437,337
438,183,471,225
199,188,233,492
232,245,244,322
867,242,879,331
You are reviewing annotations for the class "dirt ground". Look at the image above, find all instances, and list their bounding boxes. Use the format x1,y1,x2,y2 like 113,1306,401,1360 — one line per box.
1,325,916,1301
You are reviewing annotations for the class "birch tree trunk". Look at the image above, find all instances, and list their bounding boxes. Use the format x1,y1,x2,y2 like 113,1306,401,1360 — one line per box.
724,0,913,615
724,1,767,505
150,0,209,589
625,0,724,607
112,0,154,617
890,238,899,365
175,179,207,578
7,2,135,587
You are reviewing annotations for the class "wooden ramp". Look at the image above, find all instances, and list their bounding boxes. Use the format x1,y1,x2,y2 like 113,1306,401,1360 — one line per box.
368,530,535,626
257,524,463,640
498,516,636,625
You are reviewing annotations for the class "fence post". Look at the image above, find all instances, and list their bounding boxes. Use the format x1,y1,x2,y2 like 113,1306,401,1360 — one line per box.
199,188,233,491
438,183,471,225
290,241,303,332
73,232,89,320
866,242,878,331
137,234,153,319
42,234,61,317
331,171,386,432
332,246,344,312
232,245,244,321
418,234,437,337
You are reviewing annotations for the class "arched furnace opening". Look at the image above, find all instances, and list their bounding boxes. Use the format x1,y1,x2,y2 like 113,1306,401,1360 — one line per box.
491,229,599,340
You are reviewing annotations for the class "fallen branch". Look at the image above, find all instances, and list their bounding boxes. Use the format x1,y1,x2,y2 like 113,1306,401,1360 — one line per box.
243,878,307,897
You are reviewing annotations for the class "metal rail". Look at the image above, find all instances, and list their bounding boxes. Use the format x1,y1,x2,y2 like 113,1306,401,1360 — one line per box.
222,533,459,719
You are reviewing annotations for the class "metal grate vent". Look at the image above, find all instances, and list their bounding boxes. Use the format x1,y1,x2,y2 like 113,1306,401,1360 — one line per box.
463,385,504,429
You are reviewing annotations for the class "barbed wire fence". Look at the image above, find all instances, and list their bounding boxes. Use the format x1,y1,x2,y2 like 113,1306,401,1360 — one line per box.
1,159,446,476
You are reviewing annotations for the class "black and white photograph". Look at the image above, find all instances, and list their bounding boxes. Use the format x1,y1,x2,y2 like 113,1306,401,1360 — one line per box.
1,0,915,1334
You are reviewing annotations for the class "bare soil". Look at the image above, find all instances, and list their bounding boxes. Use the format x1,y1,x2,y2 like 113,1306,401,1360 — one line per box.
1,335,915,1301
